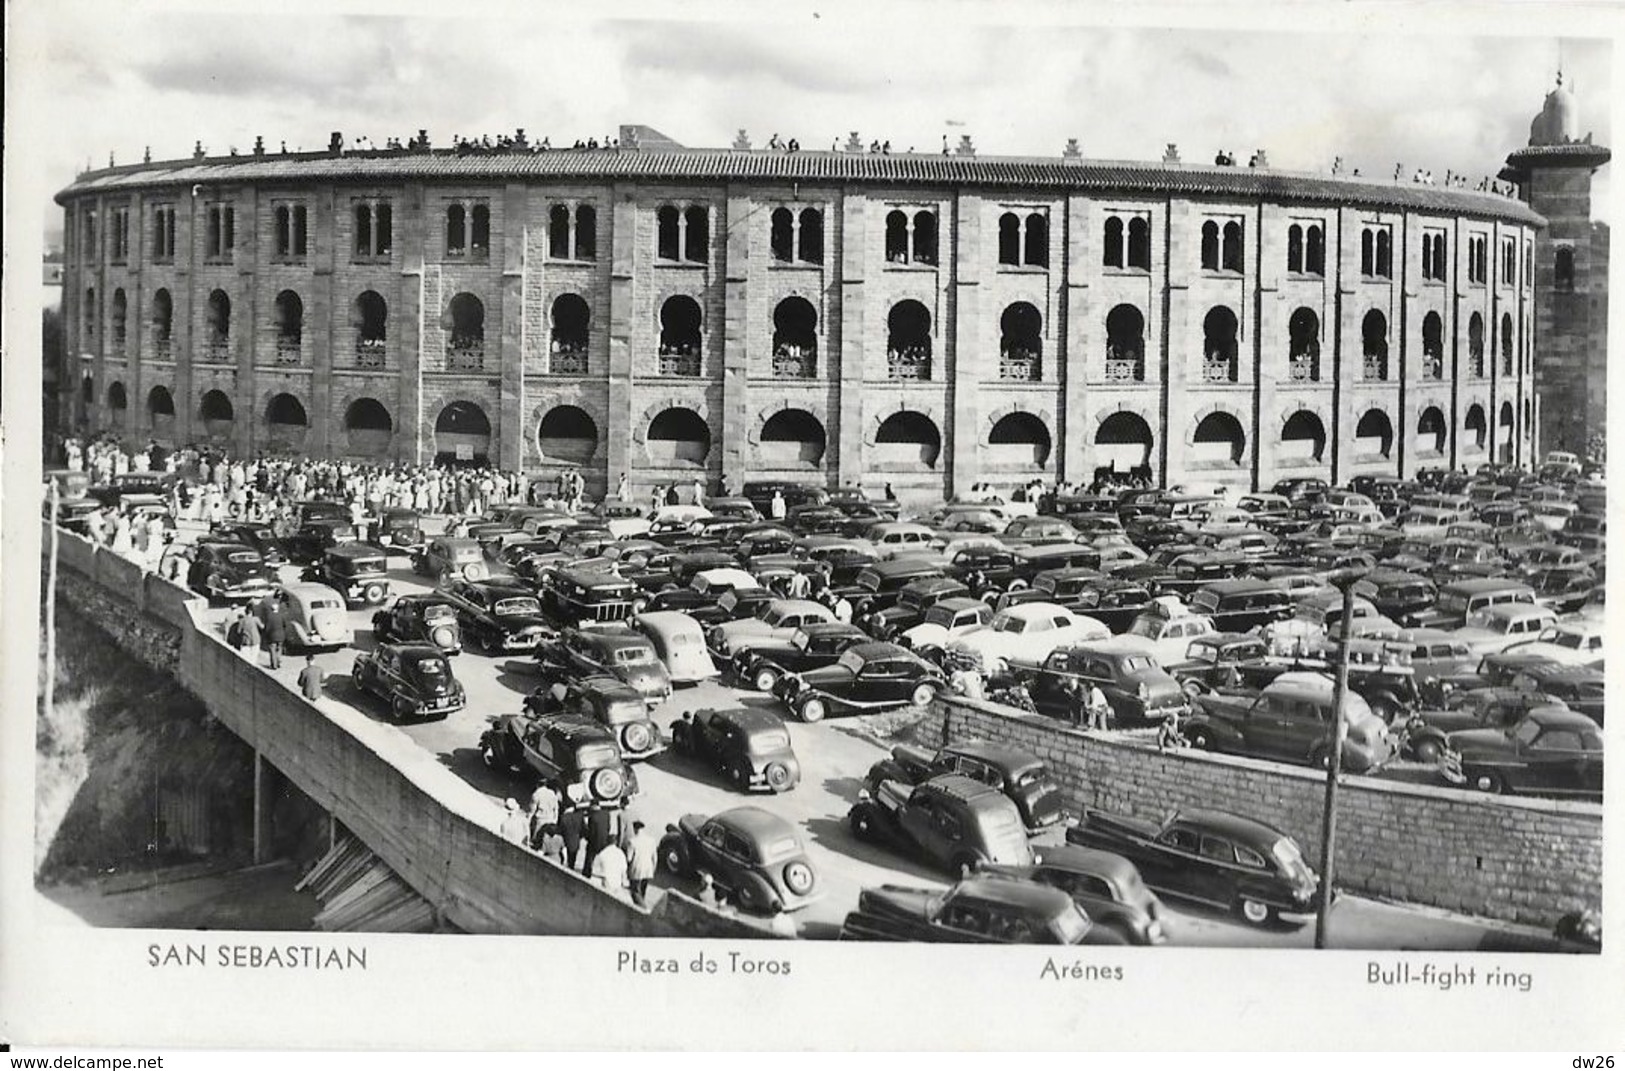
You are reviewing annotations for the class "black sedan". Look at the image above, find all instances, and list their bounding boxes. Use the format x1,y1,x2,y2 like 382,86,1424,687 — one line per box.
372,594,463,654
669,706,800,793
840,876,1120,944
439,578,554,653
659,807,820,916
730,622,870,693
210,521,289,566
772,642,944,723
352,642,466,722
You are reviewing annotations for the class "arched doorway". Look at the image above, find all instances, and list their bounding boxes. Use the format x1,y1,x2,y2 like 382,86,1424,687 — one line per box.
1464,404,1488,451
1193,411,1246,466
435,401,492,466
1095,411,1154,476
147,386,176,445
1355,409,1394,459
538,405,599,464
1281,410,1327,462
760,409,827,468
1497,402,1515,463
647,407,712,466
344,398,394,457
199,390,234,443
987,412,1052,469
265,393,309,452
875,411,941,470
1416,406,1447,457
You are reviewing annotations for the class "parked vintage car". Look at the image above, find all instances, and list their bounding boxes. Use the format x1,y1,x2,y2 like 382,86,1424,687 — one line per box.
302,543,392,607
1412,577,1538,630
1399,688,1569,763
209,521,289,566
979,844,1167,945
187,541,277,603
1451,603,1561,659
659,806,820,915
840,876,1121,945
863,739,1065,831
1503,621,1606,667
629,611,719,684
1120,606,1218,668
1441,706,1604,799
351,642,466,722
1526,566,1598,614
1065,807,1320,926
895,598,994,655
1510,663,1605,723
280,582,355,650
1007,638,1189,727
708,599,837,659
772,642,945,722
1184,672,1395,772
522,676,664,761
374,507,425,553
479,711,639,806
411,536,489,581
283,518,359,564
847,774,1034,876
858,578,970,641
669,706,800,793
371,594,462,654
946,602,1111,676
1164,633,1271,697
536,566,641,626
440,577,554,653
537,627,672,706
729,622,871,693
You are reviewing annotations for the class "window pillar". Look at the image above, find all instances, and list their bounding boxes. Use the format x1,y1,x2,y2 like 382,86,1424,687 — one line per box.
566,202,577,260
904,217,915,264
677,206,689,262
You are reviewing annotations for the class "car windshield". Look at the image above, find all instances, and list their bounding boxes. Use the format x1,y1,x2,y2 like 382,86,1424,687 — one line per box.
1436,592,1469,614
1050,903,1092,945
227,551,261,565
575,743,621,769
1128,617,1162,639
615,647,656,665
923,607,957,628
1512,719,1543,746
494,597,541,617
422,604,456,621
993,614,1029,634
855,571,882,593
1539,628,1583,649
307,598,342,611
837,649,867,673
603,701,646,725
414,658,448,677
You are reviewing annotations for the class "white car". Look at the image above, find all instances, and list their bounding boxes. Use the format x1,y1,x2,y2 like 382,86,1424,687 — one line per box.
945,602,1109,675
1451,604,1561,659
1503,621,1605,666
707,599,835,657
1118,612,1218,667
898,598,994,652
1095,543,1149,572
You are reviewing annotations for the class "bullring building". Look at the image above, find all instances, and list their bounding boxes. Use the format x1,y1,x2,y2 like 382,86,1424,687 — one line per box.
56,122,1544,499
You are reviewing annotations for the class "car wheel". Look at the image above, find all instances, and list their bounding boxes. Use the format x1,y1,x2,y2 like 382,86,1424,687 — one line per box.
391,696,412,723
910,682,938,708
752,667,780,693
659,836,690,876
363,582,386,604
1471,770,1506,794
729,759,753,792
764,762,793,793
1412,738,1442,764
1237,897,1276,926
797,697,827,723
1189,729,1217,751
849,805,876,841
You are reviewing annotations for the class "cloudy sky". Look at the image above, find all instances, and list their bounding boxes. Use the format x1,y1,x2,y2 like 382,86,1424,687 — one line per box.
13,0,1616,246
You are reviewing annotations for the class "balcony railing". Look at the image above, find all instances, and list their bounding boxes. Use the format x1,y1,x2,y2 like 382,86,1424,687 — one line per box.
355,339,386,369
275,337,303,365
1468,350,1485,378
1422,353,1444,380
1203,353,1238,383
550,341,589,375
112,332,127,356
1289,352,1318,382
447,340,485,371
659,344,702,377
153,338,173,361
772,344,817,379
1104,346,1144,383
203,339,231,364
999,347,1042,381
887,346,932,380
1363,352,1389,380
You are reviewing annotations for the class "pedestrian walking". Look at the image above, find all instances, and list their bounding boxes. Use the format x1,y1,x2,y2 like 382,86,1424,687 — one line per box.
499,798,530,846
537,825,566,864
691,476,705,506
297,654,325,701
582,806,619,878
1086,681,1111,731
236,609,262,659
591,838,630,894
557,806,586,871
832,594,853,623
528,783,560,845
263,596,288,669
627,821,659,907
226,607,250,651
770,490,787,520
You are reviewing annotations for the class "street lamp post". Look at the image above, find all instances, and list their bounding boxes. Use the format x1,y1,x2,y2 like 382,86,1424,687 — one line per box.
1314,572,1361,950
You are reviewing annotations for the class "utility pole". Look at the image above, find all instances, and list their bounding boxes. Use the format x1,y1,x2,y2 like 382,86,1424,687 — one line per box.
43,481,60,723
1314,573,1360,949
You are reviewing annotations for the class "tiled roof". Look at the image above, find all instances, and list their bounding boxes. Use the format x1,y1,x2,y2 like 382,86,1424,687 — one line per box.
56,148,1544,224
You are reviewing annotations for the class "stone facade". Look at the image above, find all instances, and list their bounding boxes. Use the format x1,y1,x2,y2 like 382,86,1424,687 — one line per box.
60,138,1542,501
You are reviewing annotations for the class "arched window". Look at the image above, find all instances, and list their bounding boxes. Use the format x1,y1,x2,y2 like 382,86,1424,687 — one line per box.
772,297,818,378
1193,412,1246,466
434,401,492,466
344,398,393,431
1465,404,1487,449
1355,409,1395,459
1361,310,1389,380
683,205,709,262
108,382,128,412
770,208,794,262
84,287,96,342
470,204,490,257
1024,213,1048,267
446,204,466,255
549,204,572,259
1430,232,1447,281
887,300,933,380
1417,406,1447,456
1127,217,1151,270
1375,229,1392,278
656,205,680,261
1361,229,1375,276
152,289,174,356
1281,411,1327,462
1555,247,1575,291
112,289,128,352
999,303,1042,381
1468,313,1486,377
760,409,828,468
1497,401,1516,462
1221,221,1243,271
575,204,597,261
148,386,175,418
1288,308,1320,381
550,294,591,374
199,390,234,438
912,210,938,265
989,412,1052,470
353,291,387,367
1500,313,1514,375
658,295,703,375
1202,306,1239,382
647,407,712,466
885,210,909,263
1421,312,1444,379
266,393,308,427
273,290,302,362
206,289,231,359
797,208,822,264
875,411,941,470
1286,224,1303,273
1305,224,1325,275
538,405,600,465
1001,213,1023,266
446,293,485,368
1200,221,1220,270
1105,305,1145,381
1102,216,1124,268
